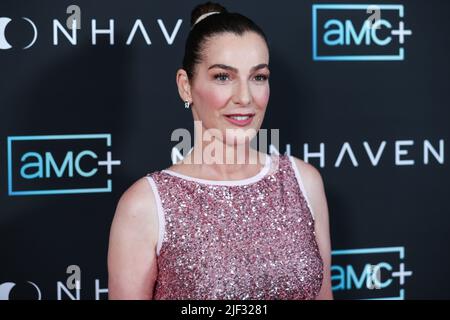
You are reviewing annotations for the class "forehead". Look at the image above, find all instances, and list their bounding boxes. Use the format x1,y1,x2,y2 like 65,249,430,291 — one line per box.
201,32,269,68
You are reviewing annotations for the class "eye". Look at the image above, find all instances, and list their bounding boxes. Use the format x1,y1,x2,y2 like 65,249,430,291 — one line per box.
214,73,230,82
253,74,269,82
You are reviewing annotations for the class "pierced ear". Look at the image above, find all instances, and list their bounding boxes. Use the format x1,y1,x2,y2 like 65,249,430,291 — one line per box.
176,69,192,103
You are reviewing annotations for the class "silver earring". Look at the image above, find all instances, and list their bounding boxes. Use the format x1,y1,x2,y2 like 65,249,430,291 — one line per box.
184,100,191,109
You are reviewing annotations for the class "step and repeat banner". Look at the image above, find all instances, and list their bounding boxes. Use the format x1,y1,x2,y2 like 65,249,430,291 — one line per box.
0,0,448,300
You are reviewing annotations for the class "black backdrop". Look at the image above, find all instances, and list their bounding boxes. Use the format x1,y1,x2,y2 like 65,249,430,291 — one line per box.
1,0,449,300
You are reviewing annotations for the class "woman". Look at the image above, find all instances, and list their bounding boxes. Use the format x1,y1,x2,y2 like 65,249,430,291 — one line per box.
108,2,333,300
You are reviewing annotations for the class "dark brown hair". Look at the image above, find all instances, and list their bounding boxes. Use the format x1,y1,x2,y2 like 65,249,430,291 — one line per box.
183,2,269,80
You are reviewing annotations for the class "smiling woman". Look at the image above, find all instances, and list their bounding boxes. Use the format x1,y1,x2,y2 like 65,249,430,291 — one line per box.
107,1,333,300
180,30,270,149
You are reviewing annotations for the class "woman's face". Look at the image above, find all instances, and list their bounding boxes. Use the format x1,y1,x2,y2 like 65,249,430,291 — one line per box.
189,31,270,147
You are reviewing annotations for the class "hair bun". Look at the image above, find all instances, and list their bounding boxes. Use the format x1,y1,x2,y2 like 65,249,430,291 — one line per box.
191,2,228,27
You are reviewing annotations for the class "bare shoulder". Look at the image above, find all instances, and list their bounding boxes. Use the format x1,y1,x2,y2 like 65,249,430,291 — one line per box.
289,156,328,221
110,176,159,251
290,156,324,189
107,176,159,299
115,176,157,218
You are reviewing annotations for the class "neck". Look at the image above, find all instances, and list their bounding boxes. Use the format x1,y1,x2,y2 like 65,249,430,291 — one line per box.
182,124,266,179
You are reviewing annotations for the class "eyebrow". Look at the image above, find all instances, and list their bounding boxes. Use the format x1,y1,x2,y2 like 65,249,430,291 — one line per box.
208,63,269,73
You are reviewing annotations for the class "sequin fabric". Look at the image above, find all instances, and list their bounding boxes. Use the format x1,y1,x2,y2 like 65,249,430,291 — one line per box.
147,154,323,299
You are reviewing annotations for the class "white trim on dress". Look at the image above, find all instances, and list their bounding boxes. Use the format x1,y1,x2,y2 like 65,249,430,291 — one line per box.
161,153,271,186
288,156,316,221
145,175,166,256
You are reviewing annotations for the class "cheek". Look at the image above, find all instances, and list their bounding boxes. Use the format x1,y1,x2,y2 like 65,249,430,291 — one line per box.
195,84,231,110
253,85,270,109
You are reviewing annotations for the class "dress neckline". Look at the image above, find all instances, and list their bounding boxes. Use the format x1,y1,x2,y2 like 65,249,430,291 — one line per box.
161,153,272,186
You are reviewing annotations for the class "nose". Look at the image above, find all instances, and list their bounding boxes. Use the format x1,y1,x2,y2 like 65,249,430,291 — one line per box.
232,80,252,106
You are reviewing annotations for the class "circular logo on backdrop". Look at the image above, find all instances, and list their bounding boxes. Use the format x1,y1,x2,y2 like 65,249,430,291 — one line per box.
0,17,38,50
0,281,42,300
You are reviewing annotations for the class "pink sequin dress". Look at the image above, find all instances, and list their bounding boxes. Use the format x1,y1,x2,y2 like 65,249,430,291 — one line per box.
145,153,323,299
